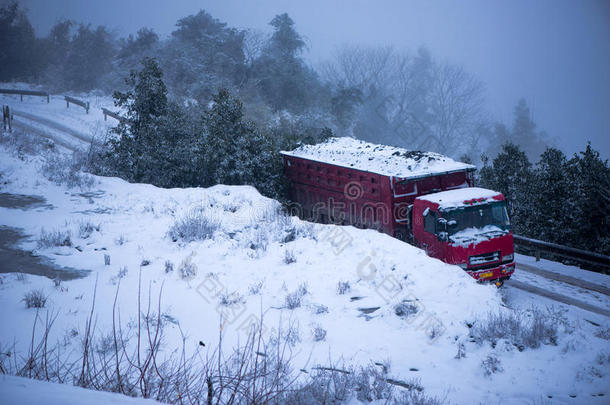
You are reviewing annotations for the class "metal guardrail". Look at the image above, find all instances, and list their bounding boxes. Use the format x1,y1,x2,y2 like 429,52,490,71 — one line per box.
0,88,50,103
101,107,126,123
514,234,610,273
64,96,89,113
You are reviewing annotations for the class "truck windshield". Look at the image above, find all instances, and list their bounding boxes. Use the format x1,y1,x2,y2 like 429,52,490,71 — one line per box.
442,201,510,236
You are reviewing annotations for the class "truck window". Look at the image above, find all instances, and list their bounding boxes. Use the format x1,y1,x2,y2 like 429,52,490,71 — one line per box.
424,210,437,234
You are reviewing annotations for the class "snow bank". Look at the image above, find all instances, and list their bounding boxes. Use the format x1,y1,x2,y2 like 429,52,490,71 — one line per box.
0,147,500,390
281,137,475,178
0,375,162,405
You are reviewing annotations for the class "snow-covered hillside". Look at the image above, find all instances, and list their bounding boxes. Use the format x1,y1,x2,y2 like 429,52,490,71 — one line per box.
0,375,163,405
0,107,609,404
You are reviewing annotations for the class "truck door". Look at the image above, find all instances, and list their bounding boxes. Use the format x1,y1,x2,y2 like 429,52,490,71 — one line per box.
421,209,442,259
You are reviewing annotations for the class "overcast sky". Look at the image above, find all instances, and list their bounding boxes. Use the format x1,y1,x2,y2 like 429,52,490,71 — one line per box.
19,0,610,158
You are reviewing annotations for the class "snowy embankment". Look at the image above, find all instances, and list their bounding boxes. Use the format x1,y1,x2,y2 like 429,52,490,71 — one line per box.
0,134,609,402
0,374,163,405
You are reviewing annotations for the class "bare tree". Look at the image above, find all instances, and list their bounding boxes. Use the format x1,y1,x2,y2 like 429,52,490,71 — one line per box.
243,29,267,67
321,44,488,158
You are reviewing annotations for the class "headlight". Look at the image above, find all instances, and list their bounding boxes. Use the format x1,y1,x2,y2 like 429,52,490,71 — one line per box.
457,263,468,269
502,253,514,262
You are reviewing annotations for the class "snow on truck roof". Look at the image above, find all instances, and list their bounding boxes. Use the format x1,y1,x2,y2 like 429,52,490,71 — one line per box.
419,187,502,209
281,137,475,179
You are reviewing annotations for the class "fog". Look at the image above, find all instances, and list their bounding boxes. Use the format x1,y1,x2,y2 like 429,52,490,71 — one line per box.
17,0,610,158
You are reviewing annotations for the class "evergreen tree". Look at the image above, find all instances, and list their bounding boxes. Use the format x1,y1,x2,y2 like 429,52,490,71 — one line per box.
45,19,73,66
253,13,317,112
478,142,534,234
509,99,550,161
567,143,610,254
531,147,574,244
0,2,40,81
63,24,116,91
202,89,281,197
162,10,245,102
106,57,169,183
117,28,159,69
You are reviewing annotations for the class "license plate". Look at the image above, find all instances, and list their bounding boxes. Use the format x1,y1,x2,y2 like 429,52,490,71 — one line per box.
479,271,494,279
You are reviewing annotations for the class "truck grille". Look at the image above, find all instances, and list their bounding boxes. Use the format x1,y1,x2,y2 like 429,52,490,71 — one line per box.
469,251,501,268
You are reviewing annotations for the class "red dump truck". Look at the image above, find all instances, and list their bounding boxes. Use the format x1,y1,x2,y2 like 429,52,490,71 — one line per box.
281,137,515,285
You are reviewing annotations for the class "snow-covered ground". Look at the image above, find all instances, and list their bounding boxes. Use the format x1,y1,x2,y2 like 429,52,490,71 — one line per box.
0,97,609,404
0,374,163,405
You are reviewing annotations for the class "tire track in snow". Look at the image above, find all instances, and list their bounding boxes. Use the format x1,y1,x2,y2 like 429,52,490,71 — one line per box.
12,110,92,145
516,262,610,296
508,280,610,317
12,119,79,152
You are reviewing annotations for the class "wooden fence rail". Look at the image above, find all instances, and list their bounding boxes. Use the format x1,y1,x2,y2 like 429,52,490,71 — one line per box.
0,88,50,103
513,234,610,273
64,96,89,114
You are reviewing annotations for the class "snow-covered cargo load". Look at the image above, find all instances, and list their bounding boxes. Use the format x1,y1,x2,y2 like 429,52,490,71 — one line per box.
281,136,475,179
281,137,515,285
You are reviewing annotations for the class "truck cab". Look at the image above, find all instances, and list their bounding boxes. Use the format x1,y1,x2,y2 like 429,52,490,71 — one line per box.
412,187,515,285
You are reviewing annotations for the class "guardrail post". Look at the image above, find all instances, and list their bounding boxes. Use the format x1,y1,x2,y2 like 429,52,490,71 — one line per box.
535,249,540,261
66,98,69,109
47,94,50,103
86,101,90,114
20,94,23,102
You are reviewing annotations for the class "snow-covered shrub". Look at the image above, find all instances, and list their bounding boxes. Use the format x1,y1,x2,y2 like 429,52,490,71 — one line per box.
42,152,95,189
104,254,110,266
336,280,351,295
37,228,72,249
117,266,128,279
313,304,329,314
168,209,220,242
595,328,610,340
219,291,245,306
164,260,174,273
285,365,413,404
470,307,560,350
394,301,419,318
178,256,197,280
140,258,151,266
249,227,269,252
595,351,610,365
312,326,327,342
282,323,301,347
353,365,394,402
284,249,296,264
281,226,297,243
248,281,263,295
78,220,100,239
285,283,308,309
481,355,503,377
0,127,55,157
22,289,47,308
455,342,466,359
115,234,127,245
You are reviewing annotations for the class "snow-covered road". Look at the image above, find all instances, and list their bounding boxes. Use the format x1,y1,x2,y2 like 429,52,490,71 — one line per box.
510,255,610,318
